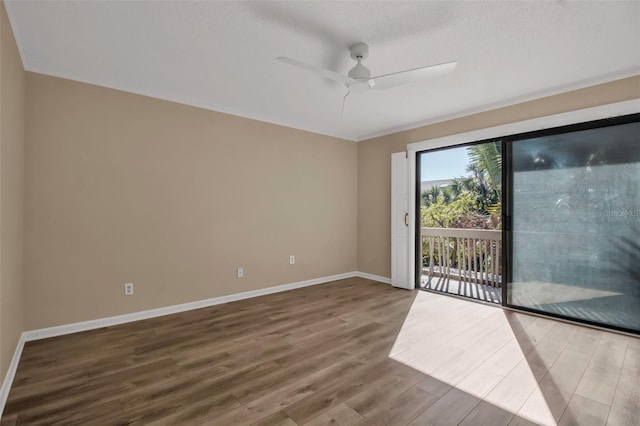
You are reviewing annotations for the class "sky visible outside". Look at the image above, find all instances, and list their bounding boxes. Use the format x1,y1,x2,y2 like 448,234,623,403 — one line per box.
420,145,471,182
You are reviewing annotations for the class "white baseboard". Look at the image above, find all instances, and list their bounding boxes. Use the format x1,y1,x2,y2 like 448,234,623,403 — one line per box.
23,271,359,342
0,333,26,418
0,270,393,416
356,271,392,285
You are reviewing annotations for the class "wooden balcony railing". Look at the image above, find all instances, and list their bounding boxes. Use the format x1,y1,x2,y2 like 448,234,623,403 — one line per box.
421,227,502,288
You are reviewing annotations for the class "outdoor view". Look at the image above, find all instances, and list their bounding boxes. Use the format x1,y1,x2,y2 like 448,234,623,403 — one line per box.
418,142,503,303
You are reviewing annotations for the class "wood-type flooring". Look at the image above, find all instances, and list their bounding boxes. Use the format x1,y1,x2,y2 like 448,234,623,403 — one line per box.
1,277,638,425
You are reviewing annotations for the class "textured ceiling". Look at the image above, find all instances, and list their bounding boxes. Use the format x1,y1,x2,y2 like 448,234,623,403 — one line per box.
5,1,640,141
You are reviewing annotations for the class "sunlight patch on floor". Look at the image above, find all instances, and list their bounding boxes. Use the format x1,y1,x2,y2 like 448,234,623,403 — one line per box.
389,291,557,426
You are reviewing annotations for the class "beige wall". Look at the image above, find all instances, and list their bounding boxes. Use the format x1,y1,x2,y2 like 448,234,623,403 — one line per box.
0,1,25,379
357,76,640,278
24,73,357,329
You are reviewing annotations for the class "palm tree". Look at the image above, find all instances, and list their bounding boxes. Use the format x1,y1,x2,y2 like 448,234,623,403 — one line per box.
449,176,474,198
422,185,442,207
467,142,501,193
467,142,502,218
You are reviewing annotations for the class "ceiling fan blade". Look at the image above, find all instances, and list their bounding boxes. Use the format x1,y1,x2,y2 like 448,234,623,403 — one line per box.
276,56,352,86
341,91,350,116
370,61,457,90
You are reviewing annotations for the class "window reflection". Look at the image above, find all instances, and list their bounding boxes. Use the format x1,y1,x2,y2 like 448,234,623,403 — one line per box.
509,121,640,332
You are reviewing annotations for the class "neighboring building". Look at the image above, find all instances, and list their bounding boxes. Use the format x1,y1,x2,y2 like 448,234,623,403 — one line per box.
420,179,453,194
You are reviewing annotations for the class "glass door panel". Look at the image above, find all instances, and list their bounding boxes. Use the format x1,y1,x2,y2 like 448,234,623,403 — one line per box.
508,121,640,332
418,142,502,303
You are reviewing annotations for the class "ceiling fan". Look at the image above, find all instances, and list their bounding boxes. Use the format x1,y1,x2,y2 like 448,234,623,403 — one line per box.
277,43,457,113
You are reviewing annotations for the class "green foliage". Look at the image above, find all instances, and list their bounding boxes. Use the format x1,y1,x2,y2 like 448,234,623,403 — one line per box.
421,192,478,228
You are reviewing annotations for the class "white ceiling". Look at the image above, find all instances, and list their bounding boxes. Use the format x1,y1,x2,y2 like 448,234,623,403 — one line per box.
5,1,640,141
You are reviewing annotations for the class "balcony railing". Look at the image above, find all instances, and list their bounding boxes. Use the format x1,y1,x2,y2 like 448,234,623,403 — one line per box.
421,227,502,288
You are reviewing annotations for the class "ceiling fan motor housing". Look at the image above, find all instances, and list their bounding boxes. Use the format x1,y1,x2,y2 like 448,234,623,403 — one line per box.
349,43,369,60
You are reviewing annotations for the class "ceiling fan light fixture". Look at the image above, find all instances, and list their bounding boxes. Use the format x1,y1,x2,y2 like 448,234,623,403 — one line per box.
348,61,371,80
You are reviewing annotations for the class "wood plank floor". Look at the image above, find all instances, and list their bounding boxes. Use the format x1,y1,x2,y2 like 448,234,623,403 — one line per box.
1,278,638,425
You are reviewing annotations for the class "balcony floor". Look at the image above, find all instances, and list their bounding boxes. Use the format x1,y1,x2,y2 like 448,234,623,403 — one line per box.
420,274,502,304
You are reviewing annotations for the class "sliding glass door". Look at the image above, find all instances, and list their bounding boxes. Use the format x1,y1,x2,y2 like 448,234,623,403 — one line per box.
416,113,640,334
507,118,640,333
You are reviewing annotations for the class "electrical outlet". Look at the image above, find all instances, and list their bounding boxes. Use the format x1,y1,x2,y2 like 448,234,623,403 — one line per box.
237,267,244,278
124,282,134,296
289,255,295,264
